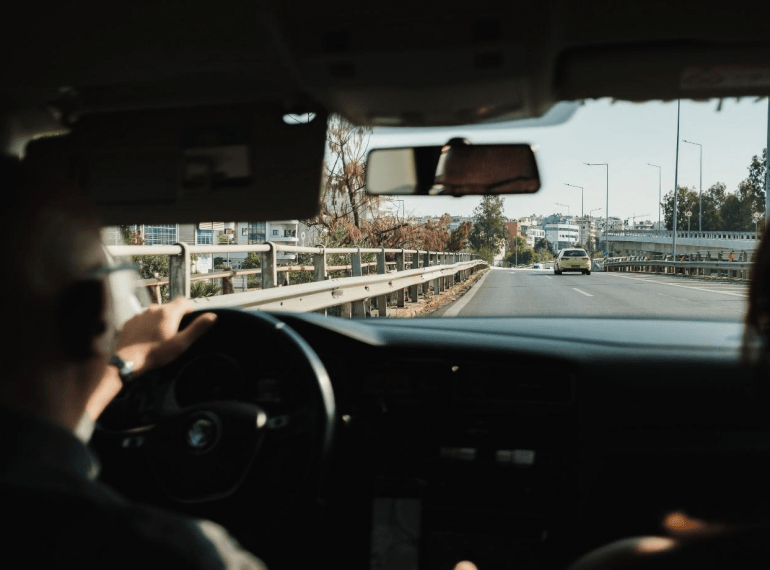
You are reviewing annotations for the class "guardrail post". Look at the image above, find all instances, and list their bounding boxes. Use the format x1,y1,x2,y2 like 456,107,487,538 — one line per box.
261,242,277,290
350,248,367,318
376,247,387,317
169,242,191,299
313,247,328,316
396,249,406,308
409,250,419,302
431,251,441,294
152,283,162,304
314,246,327,282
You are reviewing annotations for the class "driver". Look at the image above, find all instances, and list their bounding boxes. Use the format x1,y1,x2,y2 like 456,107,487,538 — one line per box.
0,155,268,569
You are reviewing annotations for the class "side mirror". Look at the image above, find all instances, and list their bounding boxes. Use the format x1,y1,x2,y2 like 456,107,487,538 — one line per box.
365,142,540,196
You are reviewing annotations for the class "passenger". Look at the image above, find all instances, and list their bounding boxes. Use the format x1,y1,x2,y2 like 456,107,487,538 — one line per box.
569,222,770,570
0,155,267,569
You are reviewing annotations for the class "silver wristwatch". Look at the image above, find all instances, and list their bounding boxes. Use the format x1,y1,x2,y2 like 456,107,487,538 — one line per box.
109,354,136,384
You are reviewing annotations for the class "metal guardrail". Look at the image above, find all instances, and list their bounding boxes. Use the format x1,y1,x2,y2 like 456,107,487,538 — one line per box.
605,258,753,278
106,242,486,317
191,260,484,314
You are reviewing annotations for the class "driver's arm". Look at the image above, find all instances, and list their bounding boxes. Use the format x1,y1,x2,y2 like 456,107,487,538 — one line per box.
86,297,217,421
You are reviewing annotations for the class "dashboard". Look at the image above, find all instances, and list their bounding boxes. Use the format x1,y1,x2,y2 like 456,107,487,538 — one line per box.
97,314,770,570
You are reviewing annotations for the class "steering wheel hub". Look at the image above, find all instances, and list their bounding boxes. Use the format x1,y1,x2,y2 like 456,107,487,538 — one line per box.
186,413,221,453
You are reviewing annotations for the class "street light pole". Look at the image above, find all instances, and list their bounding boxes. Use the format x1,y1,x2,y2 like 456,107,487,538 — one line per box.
647,164,662,234
672,100,681,258
682,140,703,232
564,184,584,217
555,202,569,216
585,163,609,254
766,97,770,224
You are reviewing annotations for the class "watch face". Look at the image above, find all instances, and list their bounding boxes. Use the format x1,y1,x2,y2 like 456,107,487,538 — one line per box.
110,355,134,379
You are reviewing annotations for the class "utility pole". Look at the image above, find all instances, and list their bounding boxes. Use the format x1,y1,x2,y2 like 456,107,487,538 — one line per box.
585,163,609,254
683,140,703,232
766,98,770,224
564,183,584,217
673,100,681,258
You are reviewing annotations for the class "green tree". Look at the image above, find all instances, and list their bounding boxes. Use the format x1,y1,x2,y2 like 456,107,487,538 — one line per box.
721,194,744,231
534,237,554,253
700,182,726,231
737,148,767,229
474,244,498,265
241,252,261,269
662,186,699,231
468,196,508,252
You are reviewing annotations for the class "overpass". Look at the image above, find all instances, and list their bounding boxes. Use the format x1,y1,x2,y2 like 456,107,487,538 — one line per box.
605,229,760,256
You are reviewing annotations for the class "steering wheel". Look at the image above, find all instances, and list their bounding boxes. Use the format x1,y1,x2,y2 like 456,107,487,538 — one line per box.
97,309,335,508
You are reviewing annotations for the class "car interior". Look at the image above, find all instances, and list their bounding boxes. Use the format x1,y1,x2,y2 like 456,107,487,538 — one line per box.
4,1,770,569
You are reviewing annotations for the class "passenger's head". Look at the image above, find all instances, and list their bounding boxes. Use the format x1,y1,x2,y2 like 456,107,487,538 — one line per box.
744,222,770,365
1,155,117,424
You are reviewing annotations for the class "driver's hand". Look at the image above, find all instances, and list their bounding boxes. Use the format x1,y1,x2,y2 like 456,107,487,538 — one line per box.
87,298,217,422
115,296,218,376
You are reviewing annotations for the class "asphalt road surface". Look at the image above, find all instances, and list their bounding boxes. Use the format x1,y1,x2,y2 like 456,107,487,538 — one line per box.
442,267,748,320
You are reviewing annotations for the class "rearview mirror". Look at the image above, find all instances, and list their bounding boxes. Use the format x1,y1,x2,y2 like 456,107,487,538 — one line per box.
365,142,540,196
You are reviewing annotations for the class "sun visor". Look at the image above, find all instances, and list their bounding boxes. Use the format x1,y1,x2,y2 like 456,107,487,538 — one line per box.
23,105,327,225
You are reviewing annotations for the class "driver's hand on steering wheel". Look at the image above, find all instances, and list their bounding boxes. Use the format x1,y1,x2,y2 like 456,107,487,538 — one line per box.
87,298,217,420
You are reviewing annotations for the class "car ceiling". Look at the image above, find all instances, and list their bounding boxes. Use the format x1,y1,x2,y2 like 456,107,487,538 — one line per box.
3,0,770,152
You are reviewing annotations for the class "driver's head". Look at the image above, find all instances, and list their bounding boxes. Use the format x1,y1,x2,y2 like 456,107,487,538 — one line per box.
1,154,118,425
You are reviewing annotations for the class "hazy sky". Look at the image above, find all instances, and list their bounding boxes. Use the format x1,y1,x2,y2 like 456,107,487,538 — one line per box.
369,98,769,224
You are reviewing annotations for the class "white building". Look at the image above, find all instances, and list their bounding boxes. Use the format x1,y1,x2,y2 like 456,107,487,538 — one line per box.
234,220,299,262
107,220,301,272
525,225,545,249
574,217,598,248
545,222,580,253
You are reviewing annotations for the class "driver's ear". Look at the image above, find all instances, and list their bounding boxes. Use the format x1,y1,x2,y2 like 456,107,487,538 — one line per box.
56,280,108,361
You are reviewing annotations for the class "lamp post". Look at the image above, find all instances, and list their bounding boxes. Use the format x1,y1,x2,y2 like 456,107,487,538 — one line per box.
585,163,609,254
555,202,569,216
647,163,662,234
564,184,584,217
672,100,682,258
754,211,763,236
682,140,703,232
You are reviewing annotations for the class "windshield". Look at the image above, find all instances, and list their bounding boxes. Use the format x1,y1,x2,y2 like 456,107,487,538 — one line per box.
104,98,766,323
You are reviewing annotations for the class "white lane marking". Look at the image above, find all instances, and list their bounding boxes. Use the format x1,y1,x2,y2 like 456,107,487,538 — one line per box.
545,276,553,280
442,269,492,317
607,274,748,298
572,288,593,297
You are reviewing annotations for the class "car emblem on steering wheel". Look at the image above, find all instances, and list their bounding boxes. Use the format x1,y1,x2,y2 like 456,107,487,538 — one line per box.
186,413,221,452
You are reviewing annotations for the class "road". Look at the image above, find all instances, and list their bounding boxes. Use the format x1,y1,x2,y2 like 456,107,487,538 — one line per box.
442,267,748,320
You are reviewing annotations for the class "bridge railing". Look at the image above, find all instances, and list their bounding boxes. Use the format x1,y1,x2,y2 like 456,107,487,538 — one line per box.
105,243,486,317
606,229,761,241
